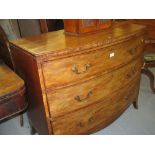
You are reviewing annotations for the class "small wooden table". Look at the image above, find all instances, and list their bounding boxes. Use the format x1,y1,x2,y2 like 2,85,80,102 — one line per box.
0,60,27,122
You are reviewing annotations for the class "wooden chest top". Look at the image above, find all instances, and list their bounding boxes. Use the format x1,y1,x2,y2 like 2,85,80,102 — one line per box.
10,22,146,58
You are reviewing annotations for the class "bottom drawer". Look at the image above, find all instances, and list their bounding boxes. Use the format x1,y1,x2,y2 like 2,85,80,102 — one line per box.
51,77,140,135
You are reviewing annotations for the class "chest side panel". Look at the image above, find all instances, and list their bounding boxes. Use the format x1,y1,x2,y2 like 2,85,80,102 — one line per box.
10,46,51,134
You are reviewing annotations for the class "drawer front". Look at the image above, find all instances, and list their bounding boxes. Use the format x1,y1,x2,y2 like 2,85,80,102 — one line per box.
42,36,144,89
51,78,139,135
47,58,143,118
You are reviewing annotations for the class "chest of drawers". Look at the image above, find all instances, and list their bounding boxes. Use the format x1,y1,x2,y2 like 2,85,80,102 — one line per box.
10,22,146,134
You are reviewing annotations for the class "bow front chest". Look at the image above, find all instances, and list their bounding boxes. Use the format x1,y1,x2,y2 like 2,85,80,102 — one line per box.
10,22,146,134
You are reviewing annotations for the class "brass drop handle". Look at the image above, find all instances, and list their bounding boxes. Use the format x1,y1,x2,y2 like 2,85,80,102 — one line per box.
124,96,129,101
141,38,144,43
77,122,84,128
126,67,137,78
74,91,92,102
128,47,137,55
72,63,91,74
88,116,94,124
77,116,94,128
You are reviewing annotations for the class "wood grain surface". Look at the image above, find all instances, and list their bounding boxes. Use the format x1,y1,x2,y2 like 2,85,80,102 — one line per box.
10,22,146,57
51,77,140,134
0,60,24,97
42,35,144,89
0,60,27,122
48,58,143,118
10,22,146,134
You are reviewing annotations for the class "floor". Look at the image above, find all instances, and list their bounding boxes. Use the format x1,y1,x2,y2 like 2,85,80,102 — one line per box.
0,69,155,135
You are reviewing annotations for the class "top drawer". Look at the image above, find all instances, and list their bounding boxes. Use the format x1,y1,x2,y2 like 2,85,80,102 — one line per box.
42,36,144,89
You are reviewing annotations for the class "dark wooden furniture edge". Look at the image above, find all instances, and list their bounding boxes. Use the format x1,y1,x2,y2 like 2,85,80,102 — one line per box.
10,45,52,134
0,102,28,123
0,86,25,102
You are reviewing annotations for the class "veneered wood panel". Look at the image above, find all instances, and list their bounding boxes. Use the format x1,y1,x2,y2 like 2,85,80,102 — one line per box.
47,58,143,118
42,35,144,89
10,22,146,57
0,60,27,122
78,19,97,33
9,22,146,134
52,78,139,135
10,46,50,134
64,19,77,33
0,60,24,97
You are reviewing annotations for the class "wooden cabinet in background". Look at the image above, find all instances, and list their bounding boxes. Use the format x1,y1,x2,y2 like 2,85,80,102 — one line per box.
10,22,146,134
128,19,155,53
64,19,112,35
128,19,155,39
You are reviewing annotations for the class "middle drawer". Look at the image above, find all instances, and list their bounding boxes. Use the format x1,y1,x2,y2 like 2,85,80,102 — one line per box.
47,58,143,118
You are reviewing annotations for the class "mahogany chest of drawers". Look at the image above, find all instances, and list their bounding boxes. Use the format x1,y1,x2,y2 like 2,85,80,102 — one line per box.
10,22,146,134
